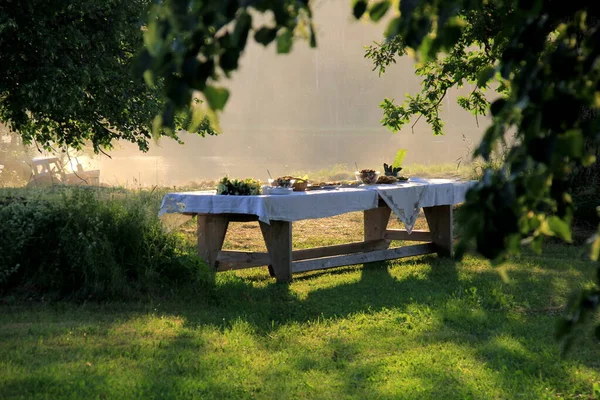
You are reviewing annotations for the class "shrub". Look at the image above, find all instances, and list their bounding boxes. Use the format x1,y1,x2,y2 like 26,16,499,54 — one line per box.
0,187,213,300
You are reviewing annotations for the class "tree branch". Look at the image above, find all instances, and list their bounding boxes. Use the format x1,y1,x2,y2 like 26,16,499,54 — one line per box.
411,86,450,133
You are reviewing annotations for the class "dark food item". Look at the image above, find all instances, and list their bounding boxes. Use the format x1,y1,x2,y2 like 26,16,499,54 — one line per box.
383,163,403,177
356,169,379,184
271,176,295,188
397,176,409,181
376,175,398,184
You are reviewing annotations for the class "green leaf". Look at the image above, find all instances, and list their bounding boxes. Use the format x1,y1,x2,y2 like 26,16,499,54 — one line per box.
219,48,240,72
530,235,543,254
369,1,391,22
143,70,154,88
558,129,584,158
590,234,600,261
419,35,436,61
232,11,252,48
400,0,419,17
547,216,572,242
276,28,293,54
188,106,206,133
144,20,161,56
439,17,465,50
490,98,506,117
152,115,163,142
477,66,496,88
384,17,401,39
254,27,278,46
497,266,510,283
582,154,596,167
392,148,407,169
352,0,368,19
204,86,230,111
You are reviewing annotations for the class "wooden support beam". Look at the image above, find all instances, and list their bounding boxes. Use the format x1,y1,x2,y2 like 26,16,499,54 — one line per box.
364,206,392,250
216,251,269,271
293,240,388,260
423,205,453,257
384,229,432,242
197,214,229,269
216,240,389,271
260,220,293,283
292,243,436,273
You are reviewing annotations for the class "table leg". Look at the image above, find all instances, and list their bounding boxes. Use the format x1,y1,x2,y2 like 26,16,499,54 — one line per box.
364,206,391,249
423,205,453,257
260,220,293,283
197,214,229,269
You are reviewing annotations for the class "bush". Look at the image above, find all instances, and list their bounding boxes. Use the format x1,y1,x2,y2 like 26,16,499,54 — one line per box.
568,143,600,228
0,187,213,300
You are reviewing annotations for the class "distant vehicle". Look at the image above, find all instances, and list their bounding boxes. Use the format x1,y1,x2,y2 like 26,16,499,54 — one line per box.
27,156,100,187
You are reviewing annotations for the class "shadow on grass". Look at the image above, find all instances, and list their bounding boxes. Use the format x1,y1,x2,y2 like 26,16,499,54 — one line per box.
2,250,599,399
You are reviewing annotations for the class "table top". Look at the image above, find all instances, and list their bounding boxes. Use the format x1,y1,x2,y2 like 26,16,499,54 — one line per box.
159,178,475,231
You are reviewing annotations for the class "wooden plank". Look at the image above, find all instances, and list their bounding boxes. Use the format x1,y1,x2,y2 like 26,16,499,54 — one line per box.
292,243,436,273
216,240,387,271
364,206,391,251
384,229,432,242
216,251,270,271
260,220,293,283
197,214,229,269
292,240,388,260
423,205,453,257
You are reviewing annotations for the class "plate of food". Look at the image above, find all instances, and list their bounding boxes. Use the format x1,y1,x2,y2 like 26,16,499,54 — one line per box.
305,184,323,191
376,175,398,184
339,180,361,188
309,182,339,190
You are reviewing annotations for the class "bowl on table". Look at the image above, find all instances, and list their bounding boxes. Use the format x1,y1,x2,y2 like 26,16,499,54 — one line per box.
268,187,293,195
269,176,296,188
355,169,380,185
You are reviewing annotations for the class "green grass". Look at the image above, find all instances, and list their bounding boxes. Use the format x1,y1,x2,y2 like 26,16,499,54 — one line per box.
1,236,599,399
0,173,598,399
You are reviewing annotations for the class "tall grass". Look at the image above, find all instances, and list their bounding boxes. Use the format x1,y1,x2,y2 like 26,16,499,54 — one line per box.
0,186,213,301
290,163,472,182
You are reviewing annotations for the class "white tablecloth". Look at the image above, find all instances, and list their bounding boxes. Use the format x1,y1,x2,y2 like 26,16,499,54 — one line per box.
158,178,475,233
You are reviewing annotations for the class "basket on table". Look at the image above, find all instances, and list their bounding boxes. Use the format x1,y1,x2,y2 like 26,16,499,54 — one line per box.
292,177,308,192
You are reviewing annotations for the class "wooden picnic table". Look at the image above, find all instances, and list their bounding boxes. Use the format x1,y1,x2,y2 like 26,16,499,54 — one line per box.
159,179,473,282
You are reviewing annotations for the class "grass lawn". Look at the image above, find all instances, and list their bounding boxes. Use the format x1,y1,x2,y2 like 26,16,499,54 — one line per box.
1,211,600,399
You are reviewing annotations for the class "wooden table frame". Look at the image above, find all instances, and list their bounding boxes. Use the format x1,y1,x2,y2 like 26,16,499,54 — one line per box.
195,201,453,283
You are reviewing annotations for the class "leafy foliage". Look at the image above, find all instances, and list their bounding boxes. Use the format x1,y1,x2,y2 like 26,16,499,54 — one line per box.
0,187,213,300
217,176,261,196
383,163,402,177
391,148,407,169
360,0,600,346
0,0,216,153
140,0,317,134
365,5,509,136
